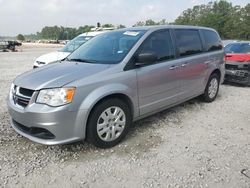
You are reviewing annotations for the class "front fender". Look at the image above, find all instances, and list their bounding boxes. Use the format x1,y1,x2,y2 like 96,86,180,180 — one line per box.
79,83,138,117
76,84,138,139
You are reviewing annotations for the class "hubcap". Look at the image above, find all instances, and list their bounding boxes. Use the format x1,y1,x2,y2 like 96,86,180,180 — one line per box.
97,106,126,142
208,78,218,99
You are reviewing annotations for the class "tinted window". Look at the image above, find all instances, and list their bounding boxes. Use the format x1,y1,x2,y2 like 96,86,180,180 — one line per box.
203,30,223,52
137,30,174,62
175,29,203,57
68,30,146,64
224,43,250,53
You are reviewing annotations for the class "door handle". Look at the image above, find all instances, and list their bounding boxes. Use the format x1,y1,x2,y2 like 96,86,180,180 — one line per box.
169,65,179,70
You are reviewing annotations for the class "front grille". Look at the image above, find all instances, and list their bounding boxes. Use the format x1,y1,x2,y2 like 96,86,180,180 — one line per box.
15,96,30,108
236,71,248,78
225,63,249,71
12,86,34,108
19,87,33,97
13,119,55,139
225,64,238,70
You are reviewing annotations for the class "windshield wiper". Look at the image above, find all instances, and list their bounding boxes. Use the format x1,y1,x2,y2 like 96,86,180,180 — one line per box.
67,58,97,64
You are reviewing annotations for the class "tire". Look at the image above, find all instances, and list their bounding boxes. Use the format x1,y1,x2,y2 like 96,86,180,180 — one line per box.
86,98,132,148
202,73,220,102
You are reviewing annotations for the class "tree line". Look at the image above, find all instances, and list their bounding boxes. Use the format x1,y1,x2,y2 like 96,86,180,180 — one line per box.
20,1,250,41
175,1,250,40
23,24,125,41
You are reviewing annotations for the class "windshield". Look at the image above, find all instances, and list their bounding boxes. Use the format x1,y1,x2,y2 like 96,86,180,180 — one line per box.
67,30,146,64
60,35,94,53
225,43,250,54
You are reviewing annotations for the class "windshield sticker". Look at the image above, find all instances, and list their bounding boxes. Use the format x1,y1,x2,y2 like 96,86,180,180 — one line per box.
117,50,123,54
123,31,140,36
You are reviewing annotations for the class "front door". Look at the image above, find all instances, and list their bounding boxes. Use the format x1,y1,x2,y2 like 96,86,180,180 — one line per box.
135,30,182,116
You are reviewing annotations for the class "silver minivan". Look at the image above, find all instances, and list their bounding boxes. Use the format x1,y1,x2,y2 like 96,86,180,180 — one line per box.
8,25,225,148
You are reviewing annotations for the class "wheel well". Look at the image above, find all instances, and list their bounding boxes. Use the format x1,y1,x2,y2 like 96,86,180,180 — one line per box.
95,94,133,114
211,69,221,81
86,93,134,131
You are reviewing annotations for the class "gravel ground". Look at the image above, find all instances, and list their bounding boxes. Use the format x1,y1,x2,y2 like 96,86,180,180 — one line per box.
0,45,249,188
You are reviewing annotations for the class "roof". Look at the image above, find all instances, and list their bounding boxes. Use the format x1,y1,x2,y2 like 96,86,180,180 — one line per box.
77,25,218,38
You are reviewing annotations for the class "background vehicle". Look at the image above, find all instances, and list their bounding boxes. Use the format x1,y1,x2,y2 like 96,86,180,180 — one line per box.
224,41,250,86
0,40,22,52
222,40,239,47
33,28,112,68
0,41,8,51
8,26,224,148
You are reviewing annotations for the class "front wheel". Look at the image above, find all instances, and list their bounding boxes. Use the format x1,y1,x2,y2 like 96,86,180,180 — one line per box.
202,74,220,102
86,98,132,148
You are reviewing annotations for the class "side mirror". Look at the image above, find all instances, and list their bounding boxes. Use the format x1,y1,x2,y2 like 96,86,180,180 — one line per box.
135,52,158,66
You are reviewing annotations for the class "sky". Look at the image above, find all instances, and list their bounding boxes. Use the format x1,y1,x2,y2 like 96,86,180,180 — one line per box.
0,0,249,36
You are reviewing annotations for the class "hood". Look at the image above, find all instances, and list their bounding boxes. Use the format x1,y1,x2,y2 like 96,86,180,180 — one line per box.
14,61,111,90
36,51,71,64
225,53,250,63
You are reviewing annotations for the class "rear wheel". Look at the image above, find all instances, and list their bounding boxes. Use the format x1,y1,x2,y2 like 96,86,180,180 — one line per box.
86,98,132,148
202,73,220,102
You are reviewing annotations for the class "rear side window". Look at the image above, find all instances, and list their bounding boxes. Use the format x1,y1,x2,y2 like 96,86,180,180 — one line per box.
175,29,203,57
203,30,223,52
137,30,175,62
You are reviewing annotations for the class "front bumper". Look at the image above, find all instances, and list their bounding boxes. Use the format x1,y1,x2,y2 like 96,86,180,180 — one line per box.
7,97,88,145
224,61,250,85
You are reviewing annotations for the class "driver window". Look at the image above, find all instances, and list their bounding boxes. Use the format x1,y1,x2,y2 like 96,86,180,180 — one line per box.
137,30,175,62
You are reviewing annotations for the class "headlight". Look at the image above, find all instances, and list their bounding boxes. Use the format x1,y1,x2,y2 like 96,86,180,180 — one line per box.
36,87,76,107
